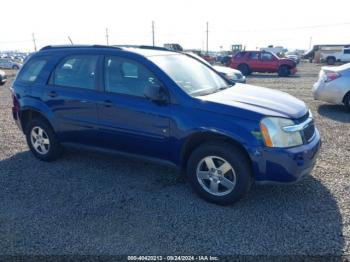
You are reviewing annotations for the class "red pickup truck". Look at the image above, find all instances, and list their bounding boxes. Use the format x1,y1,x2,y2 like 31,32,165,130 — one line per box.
229,51,297,77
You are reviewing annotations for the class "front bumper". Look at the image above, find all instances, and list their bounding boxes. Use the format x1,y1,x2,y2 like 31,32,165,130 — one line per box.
253,128,321,184
234,76,246,84
291,67,297,75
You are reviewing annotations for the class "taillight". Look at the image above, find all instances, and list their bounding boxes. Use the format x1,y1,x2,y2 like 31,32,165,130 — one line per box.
325,72,341,82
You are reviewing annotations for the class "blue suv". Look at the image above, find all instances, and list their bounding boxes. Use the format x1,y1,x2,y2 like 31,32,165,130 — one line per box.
11,45,321,205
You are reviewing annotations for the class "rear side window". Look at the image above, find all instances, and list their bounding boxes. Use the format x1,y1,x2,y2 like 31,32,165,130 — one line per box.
51,55,98,90
17,58,47,83
344,49,350,54
248,52,259,60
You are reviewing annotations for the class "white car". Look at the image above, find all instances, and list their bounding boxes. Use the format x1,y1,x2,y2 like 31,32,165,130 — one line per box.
186,52,246,83
0,70,7,85
212,65,246,83
313,63,350,109
0,58,22,70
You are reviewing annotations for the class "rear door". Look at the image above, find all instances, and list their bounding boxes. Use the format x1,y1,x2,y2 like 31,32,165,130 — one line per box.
96,55,171,160
42,54,101,145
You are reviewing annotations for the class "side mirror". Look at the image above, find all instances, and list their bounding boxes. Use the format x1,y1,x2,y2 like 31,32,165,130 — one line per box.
144,84,168,103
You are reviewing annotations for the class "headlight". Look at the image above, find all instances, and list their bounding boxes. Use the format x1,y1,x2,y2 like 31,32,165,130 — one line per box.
260,117,303,148
230,74,238,80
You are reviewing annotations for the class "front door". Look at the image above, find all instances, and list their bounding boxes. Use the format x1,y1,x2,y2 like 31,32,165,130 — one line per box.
96,55,171,160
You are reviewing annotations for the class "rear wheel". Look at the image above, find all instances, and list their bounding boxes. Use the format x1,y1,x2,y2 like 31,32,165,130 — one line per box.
25,118,63,161
278,65,290,77
326,57,336,65
237,64,250,76
187,142,252,205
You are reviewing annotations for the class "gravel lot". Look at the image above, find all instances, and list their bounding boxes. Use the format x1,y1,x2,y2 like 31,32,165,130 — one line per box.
0,63,349,256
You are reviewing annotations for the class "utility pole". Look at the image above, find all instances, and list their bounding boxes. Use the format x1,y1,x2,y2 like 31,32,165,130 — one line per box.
206,22,209,54
32,33,37,52
106,28,109,46
152,21,155,46
309,36,312,49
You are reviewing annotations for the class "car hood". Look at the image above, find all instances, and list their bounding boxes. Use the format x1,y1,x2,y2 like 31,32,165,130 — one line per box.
199,83,308,119
279,58,296,64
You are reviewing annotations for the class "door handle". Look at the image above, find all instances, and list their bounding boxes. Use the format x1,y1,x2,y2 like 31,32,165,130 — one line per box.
102,100,112,107
48,91,58,98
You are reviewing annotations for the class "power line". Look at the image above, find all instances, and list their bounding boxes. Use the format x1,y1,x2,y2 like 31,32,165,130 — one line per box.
211,21,350,33
152,21,155,46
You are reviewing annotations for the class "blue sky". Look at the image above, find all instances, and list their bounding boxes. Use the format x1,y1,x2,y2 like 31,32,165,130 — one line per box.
1,0,350,52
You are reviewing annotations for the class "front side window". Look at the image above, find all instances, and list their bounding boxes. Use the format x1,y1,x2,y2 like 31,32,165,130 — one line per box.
17,58,47,83
150,54,229,96
261,52,274,61
51,55,98,90
104,56,159,97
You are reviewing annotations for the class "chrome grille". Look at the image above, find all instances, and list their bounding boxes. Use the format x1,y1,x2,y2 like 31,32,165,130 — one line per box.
303,122,315,142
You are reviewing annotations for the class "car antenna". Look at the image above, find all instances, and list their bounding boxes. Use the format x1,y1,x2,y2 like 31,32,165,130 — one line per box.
68,36,74,45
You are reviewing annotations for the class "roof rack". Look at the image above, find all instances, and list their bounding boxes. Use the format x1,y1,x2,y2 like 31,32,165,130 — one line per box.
40,45,122,51
114,45,174,51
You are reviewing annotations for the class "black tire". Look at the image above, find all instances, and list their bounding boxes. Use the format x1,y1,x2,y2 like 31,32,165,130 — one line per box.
25,117,63,161
344,93,350,111
187,141,252,205
237,64,250,76
326,57,336,65
278,65,290,77
0,76,4,86
12,65,19,70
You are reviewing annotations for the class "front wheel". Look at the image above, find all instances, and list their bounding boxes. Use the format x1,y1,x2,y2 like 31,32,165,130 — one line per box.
326,57,335,65
25,118,63,161
187,142,252,205
278,65,290,77
237,64,250,76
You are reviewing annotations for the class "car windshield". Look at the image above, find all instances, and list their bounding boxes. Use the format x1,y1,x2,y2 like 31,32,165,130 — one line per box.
149,54,230,96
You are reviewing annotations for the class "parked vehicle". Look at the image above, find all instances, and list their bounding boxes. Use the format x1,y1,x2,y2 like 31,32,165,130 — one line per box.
11,45,320,205
0,70,6,85
286,54,300,64
186,52,246,83
321,47,350,65
163,43,183,51
313,63,350,110
0,58,22,69
230,51,297,76
212,65,246,83
303,44,350,62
